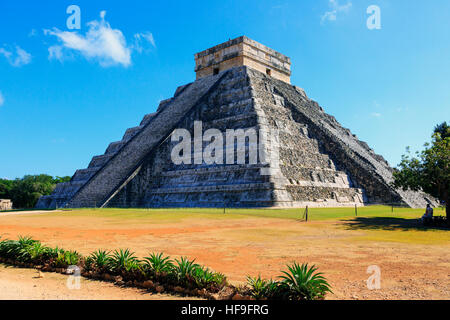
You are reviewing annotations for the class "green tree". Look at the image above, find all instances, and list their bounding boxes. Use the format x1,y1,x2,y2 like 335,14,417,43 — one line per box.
0,179,14,199
393,122,450,220
2,174,71,209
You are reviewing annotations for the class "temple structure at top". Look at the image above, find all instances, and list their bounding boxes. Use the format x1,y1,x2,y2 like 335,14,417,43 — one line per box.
195,36,291,83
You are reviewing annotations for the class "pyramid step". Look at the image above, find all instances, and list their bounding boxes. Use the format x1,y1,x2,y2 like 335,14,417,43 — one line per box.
105,141,126,154
142,188,274,208
72,167,102,182
88,154,114,168
205,112,258,127
156,98,173,112
52,181,85,197
123,125,144,141
156,166,270,188
202,98,254,119
286,185,364,203
140,113,157,126
67,70,227,208
214,86,253,105
161,164,265,177
174,83,192,97
148,182,272,194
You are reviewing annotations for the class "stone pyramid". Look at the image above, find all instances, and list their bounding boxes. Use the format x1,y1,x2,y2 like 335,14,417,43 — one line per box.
36,36,432,209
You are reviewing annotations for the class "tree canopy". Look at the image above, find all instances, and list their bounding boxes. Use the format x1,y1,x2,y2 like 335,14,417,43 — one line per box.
0,175,70,209
393,122,450,219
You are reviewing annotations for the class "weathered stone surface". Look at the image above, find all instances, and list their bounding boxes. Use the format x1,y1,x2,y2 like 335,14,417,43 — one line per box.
0,199,13,211
37,64,434,209
195,36,291,83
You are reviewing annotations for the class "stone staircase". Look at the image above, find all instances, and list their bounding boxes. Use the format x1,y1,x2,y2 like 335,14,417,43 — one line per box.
35,76,210,209
37,65,434,209
108,67,365,208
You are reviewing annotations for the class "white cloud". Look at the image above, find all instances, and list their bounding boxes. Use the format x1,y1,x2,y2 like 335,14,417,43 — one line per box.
321,0,352,24
45,11,132,67
48,45,64,61
132,32,156,53
28,29,37,37
0,45,32,67
0,91,4,107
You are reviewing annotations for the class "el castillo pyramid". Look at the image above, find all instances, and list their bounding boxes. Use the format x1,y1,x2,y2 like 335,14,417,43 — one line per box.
36,36,433,209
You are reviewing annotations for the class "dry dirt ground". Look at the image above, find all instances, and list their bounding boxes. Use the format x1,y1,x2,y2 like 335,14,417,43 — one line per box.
0,209,448,300
0,263,193,300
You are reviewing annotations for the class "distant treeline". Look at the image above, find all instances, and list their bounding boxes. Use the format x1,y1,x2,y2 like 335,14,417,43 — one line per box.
0,175,71,209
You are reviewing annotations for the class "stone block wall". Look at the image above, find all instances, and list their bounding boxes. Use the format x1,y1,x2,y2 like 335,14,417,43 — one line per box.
37,66,434,209
195,36,291,83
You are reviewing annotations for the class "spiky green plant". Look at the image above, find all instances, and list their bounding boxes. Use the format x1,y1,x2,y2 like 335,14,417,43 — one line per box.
0,239,19,259
246,275,280,299
143,252,174,275
53,250,81,268
109,249,141,273
84,256,94,271
278,262,332,300
46,246,65,259
19,241,50,263
174,256,200,284
88,250,112,271
212,272,227,287
191,267,227,288
0,236,38,261
17,236,37,247
192,267,214,287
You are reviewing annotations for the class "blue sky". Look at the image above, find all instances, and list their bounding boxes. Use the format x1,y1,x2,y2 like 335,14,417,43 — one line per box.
0,0,449,179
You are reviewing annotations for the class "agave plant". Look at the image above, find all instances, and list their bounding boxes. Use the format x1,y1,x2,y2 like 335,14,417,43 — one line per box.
191,267,227,289
143,252,174,275
17,236,37,248
109,249,141,273
0,239,19,259
19,241,50,263
84,256,94,271
212,272,227,287
53,250,81,268
173,256,200,284
88,250,112,271
0,236,36,261
246,275,279,300
46,246,65,259
278,262,332,300
192,267,215,287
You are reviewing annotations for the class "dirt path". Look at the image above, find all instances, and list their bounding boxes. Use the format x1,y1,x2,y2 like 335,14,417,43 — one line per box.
0,210,62,217
0,264,193,300
0,211,448,300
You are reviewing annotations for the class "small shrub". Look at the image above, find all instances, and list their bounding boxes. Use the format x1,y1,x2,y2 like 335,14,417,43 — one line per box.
109,249,141,274
0,236,39,262
246,275,279,300
20,241,51,263
17,236,37,248
143,252,174,276
279,262,332,300
0,239,19,260
53,250,81,268
174,256,200,285
46,246,65,259
88,249,112,272
192,267,216,288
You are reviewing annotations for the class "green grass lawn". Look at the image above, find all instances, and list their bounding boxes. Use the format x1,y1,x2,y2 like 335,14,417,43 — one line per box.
47,205,446,222
5,205,449,247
